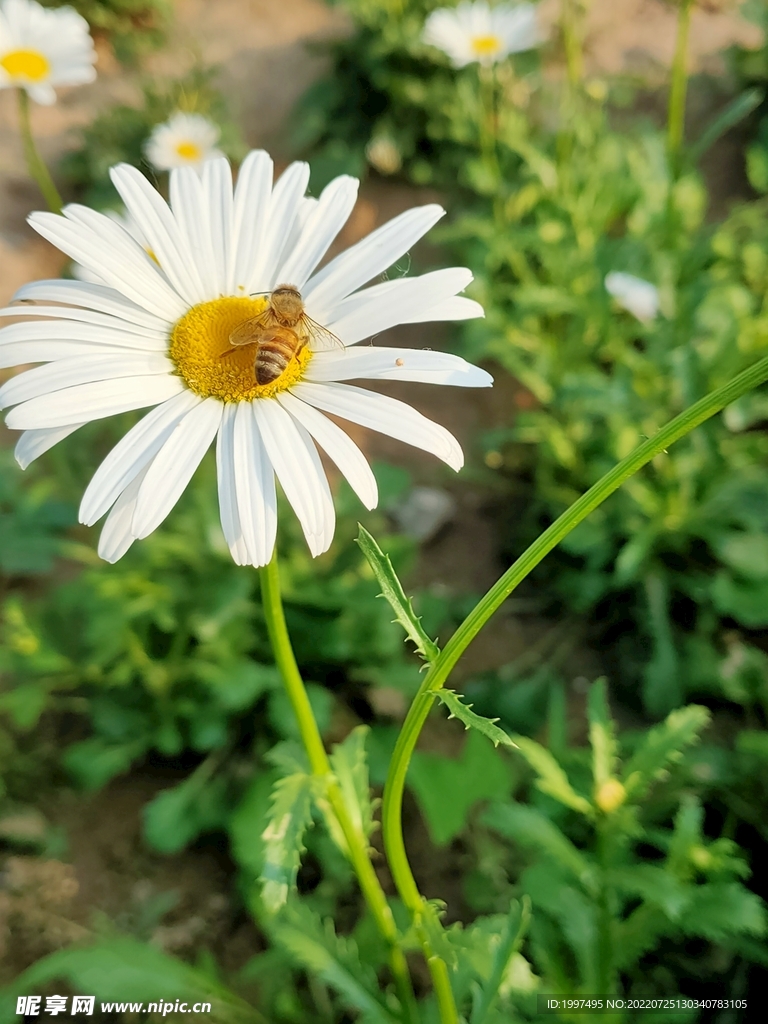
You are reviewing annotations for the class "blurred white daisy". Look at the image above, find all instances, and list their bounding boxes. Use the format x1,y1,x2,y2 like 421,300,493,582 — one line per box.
0,0,96,104
145,112,223,172
605,272,660,324
365,135,402,176
423,1,539,68
0,153,490,566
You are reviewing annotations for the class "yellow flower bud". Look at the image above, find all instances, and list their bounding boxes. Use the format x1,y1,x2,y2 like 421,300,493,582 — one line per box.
595,778,626,814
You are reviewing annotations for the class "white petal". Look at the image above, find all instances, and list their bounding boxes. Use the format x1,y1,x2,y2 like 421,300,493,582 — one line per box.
131,398,223,539
229,150,273,294
303,205,445,318
0,322,162,352
79,390,202,525
406,295,484,323
13,280,171,331
0,305,165,342
110,164,207,307
0,353,173,411
232,401,278,567
251,162,311,291
252,398,334,555
276,175,359,290
15,423,85,470
5,374,186,429
277,391,377,510
28,209,185,322
291,381,463,471
326,268,474,345
0,341,146,370
215,404,249,565
201,158,234,298
169,168,218,301
97,468,147,563
304,347,493,387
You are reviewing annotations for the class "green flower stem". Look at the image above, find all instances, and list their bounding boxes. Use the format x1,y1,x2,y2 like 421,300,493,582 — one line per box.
382,352,768,918
667,0,693,173
561,0,584,88
259,551,419,1024
17,88,63,215
478,64,501,192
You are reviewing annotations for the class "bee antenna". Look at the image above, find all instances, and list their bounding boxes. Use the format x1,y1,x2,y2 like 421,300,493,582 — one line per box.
248,290,270,297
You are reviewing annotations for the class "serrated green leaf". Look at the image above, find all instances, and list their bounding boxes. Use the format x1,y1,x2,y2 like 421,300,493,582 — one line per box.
622,705,710,800
587,678,616,788
679,882,767,941
437,690,516,748
228,769,279,875
419,899,458,970
511,736,592,815
268,903,399,1024
329,725,378,845
667,794,703,879
608,864,690,920
356,525,439,662
260,773,315,914
470,898,530,1024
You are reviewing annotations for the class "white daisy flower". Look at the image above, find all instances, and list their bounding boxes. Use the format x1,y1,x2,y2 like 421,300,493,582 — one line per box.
145,112,223,172
605,272,660,324
0,0,96,105
0,152,491,566
423,1,539,68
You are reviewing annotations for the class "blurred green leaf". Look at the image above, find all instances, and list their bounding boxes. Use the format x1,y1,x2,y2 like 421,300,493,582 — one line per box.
511,737,592,816
408,730,511,846
622,706,710,801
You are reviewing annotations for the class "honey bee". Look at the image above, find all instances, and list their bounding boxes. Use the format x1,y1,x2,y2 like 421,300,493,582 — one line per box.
223,283,342,385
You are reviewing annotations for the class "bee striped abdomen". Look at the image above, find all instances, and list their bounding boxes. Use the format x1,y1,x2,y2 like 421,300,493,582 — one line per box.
255,327,303,385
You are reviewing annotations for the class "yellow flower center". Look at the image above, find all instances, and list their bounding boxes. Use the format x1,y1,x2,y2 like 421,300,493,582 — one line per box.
175,140,202,162
169,296,312,402
0,48,50,82
471,34,502,58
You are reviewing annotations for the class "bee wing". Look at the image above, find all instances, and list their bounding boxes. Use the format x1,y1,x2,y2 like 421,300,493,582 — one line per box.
228,309,275,347
301,314,344,352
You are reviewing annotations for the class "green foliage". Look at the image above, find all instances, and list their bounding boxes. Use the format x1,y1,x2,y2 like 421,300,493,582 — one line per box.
356,524,439,662
266,903,399,1024
0,449,75,577
408,729,512,846
483,680,765,997
59,67,247,209
0,937,257,1024
448,103,768,714
42,0,172,64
